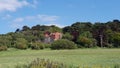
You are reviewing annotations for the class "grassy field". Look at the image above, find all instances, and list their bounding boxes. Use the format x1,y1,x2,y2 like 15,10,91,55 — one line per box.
0,48,120,68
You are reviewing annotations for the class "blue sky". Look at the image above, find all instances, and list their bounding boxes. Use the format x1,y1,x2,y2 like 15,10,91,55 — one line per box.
0,0,120,34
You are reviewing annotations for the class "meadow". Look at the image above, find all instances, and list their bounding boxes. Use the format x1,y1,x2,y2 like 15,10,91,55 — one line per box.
0,48,120,68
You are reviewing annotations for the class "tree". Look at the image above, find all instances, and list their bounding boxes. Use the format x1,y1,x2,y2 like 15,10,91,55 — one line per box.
62,33,73,41
22,26,30,31
15,28,20,33
111,32,120,47
64,22,93,42
77,31,96,48
92,23,107,47
62,26,71,33
31,25,41,31
49,25,62,32
71,22,92,33
106,20,120,32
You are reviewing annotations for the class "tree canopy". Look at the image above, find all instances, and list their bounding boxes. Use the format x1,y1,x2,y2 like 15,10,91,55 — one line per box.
0,20,120,50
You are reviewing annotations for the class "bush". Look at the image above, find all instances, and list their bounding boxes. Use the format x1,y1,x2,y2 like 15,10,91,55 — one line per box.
0,46,7,51
16,43,28,49
28,58,67,68
15,38,28,49
31,42,45,50
51,39,77,50
15,58,74,68
44,43,51,48
0,35,12,48
77,36,96,48
104,43,114,48
114,64,120,68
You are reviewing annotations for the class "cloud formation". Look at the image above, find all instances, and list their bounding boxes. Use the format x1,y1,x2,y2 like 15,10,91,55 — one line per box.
13,18,24,23
10,18,24,28
0,0,30,12
30,0,38,8
24,14,59,23
10,14,63,28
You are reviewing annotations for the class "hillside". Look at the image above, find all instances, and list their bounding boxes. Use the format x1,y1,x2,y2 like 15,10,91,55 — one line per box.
1,20,120,51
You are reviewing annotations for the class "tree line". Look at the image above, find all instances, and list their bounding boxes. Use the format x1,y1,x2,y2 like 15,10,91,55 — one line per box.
0,19,120,51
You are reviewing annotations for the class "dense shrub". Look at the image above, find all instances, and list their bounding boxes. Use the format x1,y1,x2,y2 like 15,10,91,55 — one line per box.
62,33,73,41
51,39,77,50
16,43,28,49
30,42,45,50
44,43,51,48
0,46,7,51
77,36,96,48
15,38,28,49
104,43,114,48
114,64,120,68
0,39,8,51
0,35,12,48
76,31,97,48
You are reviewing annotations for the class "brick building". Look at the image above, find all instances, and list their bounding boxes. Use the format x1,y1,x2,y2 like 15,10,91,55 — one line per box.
44,31,62,43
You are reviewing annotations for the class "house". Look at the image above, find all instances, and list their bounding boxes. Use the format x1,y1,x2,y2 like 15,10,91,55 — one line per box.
44,31,62,43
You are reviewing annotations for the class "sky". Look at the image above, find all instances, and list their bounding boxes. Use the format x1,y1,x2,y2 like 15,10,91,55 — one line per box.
0,0,120,34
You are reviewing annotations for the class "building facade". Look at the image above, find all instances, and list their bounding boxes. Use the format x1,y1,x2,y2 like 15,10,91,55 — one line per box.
44,31,62,43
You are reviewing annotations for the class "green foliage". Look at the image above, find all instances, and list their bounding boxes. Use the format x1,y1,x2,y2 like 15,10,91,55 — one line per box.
0,46,7,51
0,35,9,51
22,26,30,31
30,42,45,50
48,25,62,32
28,58,67,68
0,49,120,68
0,38,7,46
51,39,77,49
39,33,45,41
104,43,113,48
62,26,72,33
80,31,93,38
43,43,51,48
111,32,120,47
62,33,73,41
114,64,120,68
0,35,12,48
15,58,70,68
73,22,91,30
77,31,96,48
15,38,28,49
1,19,120,49
77,36,92,47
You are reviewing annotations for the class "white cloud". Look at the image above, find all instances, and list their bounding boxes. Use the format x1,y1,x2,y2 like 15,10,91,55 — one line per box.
37,15,59,22
24,15,59,22
33,15,64,28
10,18,24,28
45,23,65,28
31,0,38,8
0,0,29,12
10,14,60,28
13,18,24,22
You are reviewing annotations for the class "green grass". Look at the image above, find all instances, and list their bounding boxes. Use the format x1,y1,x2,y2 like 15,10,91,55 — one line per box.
0,48,120,68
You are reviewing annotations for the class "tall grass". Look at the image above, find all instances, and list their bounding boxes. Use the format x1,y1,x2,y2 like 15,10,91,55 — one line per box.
15,58,71,68
15,58,120,68
0,48,120,68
